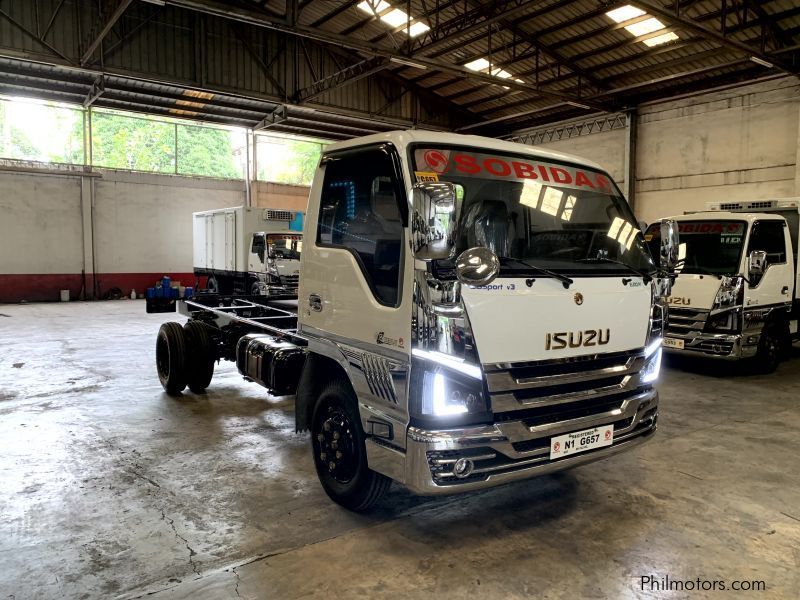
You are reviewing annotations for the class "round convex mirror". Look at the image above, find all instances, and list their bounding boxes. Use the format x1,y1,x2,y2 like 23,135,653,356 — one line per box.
455,247,500,287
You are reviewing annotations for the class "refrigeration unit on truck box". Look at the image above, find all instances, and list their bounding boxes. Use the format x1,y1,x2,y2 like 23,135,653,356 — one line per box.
192,206,303,297
154,131,680,511
645,198,800,371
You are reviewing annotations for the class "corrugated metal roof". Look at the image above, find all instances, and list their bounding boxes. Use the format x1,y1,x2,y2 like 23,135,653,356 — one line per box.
0,0,796,138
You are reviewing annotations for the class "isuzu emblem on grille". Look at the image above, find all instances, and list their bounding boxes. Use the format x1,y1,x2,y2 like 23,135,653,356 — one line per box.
574,292,584,305
546,329,610,350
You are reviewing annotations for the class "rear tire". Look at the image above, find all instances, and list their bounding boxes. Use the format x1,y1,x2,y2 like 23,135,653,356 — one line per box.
183,320,215,393
310,380,390,511
156,322,187,395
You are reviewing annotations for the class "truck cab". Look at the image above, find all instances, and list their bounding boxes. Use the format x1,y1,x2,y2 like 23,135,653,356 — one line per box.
646,199,800,371
159,131,679,511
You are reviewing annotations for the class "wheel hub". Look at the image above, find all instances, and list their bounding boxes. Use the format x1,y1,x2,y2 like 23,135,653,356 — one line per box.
315,408,357,483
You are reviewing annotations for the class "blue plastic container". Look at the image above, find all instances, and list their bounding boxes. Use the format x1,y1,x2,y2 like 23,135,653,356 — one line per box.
184,287,193,299
161,276,171,291
146,287,156,299
155,286,164,298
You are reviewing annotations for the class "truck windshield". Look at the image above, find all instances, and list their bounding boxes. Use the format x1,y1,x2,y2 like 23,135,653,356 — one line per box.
411,146,654,276
268,234,302,261
644,220,745,276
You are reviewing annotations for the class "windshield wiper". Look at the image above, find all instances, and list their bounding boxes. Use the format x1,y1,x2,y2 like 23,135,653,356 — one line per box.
498,257,574,289
577,257,655,283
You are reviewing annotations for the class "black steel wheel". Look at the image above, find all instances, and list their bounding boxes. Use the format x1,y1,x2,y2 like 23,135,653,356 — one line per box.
183,320,215,393
753,321,787,374
156,322,187,395
311,380,390,511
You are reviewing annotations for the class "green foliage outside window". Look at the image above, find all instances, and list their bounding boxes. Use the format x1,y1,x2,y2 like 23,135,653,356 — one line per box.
0,97,325,185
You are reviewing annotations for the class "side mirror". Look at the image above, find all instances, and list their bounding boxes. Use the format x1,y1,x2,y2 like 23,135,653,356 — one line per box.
748,250,767,276
411,182,460,261
455,247,500,287
660,219,680,271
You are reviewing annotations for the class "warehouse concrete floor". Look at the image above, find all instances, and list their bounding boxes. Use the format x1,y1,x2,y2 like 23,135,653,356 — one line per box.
1,301,799,600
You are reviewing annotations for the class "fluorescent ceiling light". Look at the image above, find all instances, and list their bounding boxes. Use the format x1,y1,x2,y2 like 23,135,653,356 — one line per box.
381,8,410,27
644,31,679,47
389,57,427,69
750,56,775,68
566,100,592,110
357,0,390,15
606,5,646,23
408,21,430,36
491,67,512,79
625,17,665,36
515,78,525,83
464,57,490,71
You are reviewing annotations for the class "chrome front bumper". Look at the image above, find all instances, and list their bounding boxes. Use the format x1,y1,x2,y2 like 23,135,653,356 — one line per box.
663,332,756,360
367,388,658,496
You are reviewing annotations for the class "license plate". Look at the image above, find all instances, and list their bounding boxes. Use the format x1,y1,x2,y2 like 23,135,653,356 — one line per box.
663,337,684,349
550,425,614,460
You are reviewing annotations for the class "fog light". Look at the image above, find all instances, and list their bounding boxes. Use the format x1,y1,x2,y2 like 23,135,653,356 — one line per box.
453,458,474,478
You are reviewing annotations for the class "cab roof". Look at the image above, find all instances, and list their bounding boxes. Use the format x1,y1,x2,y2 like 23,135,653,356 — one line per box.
671,211,786,224
323,130,607,173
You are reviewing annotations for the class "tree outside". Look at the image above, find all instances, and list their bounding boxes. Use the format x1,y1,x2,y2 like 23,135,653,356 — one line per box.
0,98,325,184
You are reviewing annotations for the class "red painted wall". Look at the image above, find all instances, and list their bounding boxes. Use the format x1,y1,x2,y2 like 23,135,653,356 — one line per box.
0,273,201,303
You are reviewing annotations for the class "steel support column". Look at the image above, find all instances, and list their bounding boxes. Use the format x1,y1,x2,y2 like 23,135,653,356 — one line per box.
624,109,638,214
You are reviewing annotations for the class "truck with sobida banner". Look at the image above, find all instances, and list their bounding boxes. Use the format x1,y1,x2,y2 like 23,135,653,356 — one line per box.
152,131,680,511
646,198,800,372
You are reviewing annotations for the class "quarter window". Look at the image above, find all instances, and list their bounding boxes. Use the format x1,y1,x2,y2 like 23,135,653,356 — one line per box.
317,148,405,306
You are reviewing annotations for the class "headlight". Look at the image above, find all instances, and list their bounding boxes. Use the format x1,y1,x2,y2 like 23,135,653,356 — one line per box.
706,309,739,333
411,349,489,425
712,276,744,310
422,371,485,416
641,337,662,384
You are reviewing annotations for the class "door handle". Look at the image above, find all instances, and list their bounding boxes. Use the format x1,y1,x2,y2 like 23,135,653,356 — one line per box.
309,294,323,312
782,286,790,295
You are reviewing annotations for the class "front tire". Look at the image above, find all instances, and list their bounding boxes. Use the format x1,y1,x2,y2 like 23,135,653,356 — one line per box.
753,320,787,374
156,322,187,395
310,380,390,511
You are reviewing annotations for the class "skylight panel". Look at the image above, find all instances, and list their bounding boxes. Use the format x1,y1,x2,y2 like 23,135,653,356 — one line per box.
408,21,430,37
464,58,491,71
625,17,665,37
357,0,390,15
381,8,411,27
606,5,646,23
491,67,513,79
643,31,680,47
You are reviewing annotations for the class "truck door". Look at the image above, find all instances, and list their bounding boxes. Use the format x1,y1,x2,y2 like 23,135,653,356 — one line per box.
249,233,266,273
301,145,409,353
746,220,793,307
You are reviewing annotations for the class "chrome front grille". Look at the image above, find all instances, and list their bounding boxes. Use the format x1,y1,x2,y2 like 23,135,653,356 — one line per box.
485,349,646,421
666,307,708,336
279,274,300,289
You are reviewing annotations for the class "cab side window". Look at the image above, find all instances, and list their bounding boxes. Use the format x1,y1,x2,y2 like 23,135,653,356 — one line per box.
251,233,266,263
317,148,405,306
748,221,786,265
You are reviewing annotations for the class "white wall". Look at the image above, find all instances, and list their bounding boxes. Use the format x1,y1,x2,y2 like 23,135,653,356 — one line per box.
0,167,308,302
0,171,84,275
532,128,627,187
531,77,800,225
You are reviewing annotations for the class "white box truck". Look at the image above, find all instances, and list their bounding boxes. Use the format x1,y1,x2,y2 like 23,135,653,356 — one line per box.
155,131,680,511
646,198,800,371
192,206,303,297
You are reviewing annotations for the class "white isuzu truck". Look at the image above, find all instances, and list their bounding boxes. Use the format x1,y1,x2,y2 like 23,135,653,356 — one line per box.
192,206,303,297
646,198,800,372
155,131,678,511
